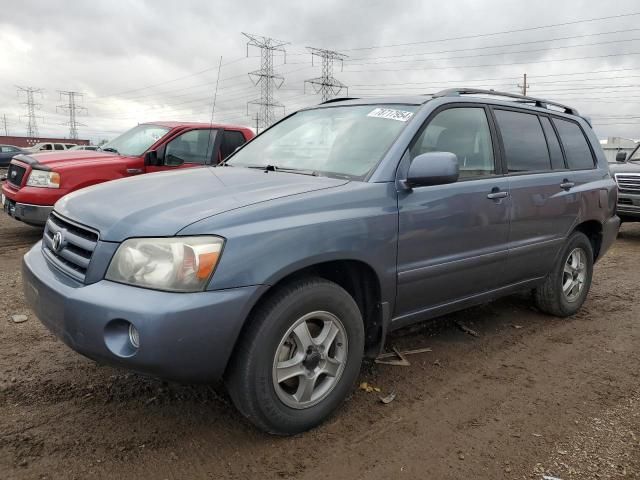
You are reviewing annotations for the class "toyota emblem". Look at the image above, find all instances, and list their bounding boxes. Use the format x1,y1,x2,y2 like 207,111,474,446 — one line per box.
52,231,63,252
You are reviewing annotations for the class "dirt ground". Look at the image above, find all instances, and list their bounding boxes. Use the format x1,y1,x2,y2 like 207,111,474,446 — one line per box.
0,210,638,480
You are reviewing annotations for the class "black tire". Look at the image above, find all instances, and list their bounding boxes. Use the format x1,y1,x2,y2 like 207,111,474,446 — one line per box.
225,277,364,435
534,231,594,317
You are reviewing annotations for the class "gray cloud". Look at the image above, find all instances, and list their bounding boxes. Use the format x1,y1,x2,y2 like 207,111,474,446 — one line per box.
0,0,639,141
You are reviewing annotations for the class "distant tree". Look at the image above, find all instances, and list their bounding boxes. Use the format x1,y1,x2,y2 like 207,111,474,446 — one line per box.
97,139,108,146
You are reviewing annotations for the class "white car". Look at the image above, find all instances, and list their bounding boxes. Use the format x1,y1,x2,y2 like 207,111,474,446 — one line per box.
68,145,99,151
26,142,78,152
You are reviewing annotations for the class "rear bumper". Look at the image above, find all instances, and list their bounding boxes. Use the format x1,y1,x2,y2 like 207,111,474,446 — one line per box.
599,215,621,260
23,242,267,382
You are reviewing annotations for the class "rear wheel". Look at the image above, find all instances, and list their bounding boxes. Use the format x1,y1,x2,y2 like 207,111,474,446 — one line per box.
534,232,594,317
225,277,364,435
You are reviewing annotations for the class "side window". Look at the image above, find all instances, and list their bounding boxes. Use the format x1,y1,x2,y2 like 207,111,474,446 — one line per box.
411,107,495,179
220,130,247,160
494,109,550,173
164,129,218,166
553,118,595,170
539,117,565,170
65,144,76,149
42,144,53,150
54,144,64,150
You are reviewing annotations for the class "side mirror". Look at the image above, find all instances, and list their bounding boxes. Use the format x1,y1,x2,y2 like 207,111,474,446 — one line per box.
616,151,627,163
404,152,459,188
144,150,158,166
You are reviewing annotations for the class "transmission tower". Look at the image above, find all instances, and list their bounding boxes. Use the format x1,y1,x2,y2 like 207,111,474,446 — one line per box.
16,86,44,137
57,91,87,139
304,48,348,102
2,114,8,136
243,32,289,131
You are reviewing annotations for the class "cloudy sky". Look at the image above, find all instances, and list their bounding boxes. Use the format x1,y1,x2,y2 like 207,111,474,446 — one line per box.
1,0,639,142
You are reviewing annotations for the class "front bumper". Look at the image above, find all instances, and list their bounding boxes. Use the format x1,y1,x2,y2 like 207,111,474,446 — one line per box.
1,194,52,226
616,191,640,219
23,242,267,382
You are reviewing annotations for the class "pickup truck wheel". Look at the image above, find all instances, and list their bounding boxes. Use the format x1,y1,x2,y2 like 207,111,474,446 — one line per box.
225,277,364,435
534,232,593,317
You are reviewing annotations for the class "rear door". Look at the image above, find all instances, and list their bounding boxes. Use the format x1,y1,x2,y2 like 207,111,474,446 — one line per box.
492,108,581,283
146,128,221,173
395,105,511,321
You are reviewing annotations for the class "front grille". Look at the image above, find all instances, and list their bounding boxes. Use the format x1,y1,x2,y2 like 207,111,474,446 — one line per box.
7,163,26,187
615,174,640,194
42,212,99,282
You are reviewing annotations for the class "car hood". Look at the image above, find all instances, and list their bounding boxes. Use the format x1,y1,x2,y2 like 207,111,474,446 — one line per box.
14,151,125,170
55,167,350,241
609,161,640,175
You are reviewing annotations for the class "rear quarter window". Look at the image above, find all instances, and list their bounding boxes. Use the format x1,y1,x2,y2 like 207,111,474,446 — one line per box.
553,118,595,170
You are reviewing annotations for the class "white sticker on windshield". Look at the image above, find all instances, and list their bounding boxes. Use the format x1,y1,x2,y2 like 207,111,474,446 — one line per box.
367,107,414,122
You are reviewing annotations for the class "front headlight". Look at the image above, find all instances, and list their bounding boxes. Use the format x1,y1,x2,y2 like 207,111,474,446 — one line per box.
26,170,60,188
105,236,224,292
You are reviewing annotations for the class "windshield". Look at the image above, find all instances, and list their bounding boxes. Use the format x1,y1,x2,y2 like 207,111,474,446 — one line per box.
227,104,418,178
101,124,170,156
630,145,640,162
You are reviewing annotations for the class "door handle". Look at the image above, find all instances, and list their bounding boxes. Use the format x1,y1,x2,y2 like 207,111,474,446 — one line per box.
487,190,509,200
560,180,575,190
126,168,144,175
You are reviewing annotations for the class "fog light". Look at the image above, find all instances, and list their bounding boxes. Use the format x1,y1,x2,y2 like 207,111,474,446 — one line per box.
128,323,140,348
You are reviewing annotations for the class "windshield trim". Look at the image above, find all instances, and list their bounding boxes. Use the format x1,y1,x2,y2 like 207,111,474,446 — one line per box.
226,103,420,181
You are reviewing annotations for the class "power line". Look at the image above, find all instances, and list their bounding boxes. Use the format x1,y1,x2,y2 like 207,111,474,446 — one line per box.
243,32,290,131
16,86,44,137
57,91,88,139
342,51,640,74
340,11,640,51
345,28,640,62
304,47,348,102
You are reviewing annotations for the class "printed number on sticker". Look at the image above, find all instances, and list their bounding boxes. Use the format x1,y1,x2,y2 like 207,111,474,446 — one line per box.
367,108,414,122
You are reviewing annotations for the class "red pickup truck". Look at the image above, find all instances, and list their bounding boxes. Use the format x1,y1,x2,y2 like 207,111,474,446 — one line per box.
1,122,254,226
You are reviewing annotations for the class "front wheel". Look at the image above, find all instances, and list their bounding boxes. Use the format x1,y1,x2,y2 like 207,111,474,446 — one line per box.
225,277,364,435
534,231,594,317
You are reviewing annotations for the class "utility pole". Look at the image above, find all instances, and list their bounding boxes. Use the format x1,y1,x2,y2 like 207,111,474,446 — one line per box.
57,91,87,139
16,86,44,137
304,47,348,102
253,112,260,134
2,114,8,136
518,73,529,96
243,32,289,130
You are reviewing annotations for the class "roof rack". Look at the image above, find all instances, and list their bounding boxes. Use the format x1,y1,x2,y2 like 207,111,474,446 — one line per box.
432,88,579,116
320,97,360,105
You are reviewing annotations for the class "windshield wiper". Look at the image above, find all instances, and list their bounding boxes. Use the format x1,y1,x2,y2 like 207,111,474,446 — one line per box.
245,164,319,176
100,147,119,154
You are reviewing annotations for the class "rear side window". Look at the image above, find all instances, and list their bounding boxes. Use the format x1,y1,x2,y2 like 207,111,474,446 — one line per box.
494,110,550,173
539,117,565,169
553,119,595,170
411,107,495,179
54,144,64,150
220,130,247,160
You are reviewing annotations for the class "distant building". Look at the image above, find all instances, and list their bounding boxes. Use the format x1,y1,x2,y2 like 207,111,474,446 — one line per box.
0,135,90,148
599,137,639,163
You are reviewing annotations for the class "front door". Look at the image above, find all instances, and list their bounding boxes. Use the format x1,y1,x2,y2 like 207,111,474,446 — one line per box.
395,105,510,322
146,128,220,173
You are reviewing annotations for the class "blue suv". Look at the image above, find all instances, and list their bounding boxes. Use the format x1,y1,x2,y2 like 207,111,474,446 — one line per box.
22,89,620,434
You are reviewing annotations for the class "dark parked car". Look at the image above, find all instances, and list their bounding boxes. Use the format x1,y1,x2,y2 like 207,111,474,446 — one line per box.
609,143,640,221
22,89,619,435
0,144,27,167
